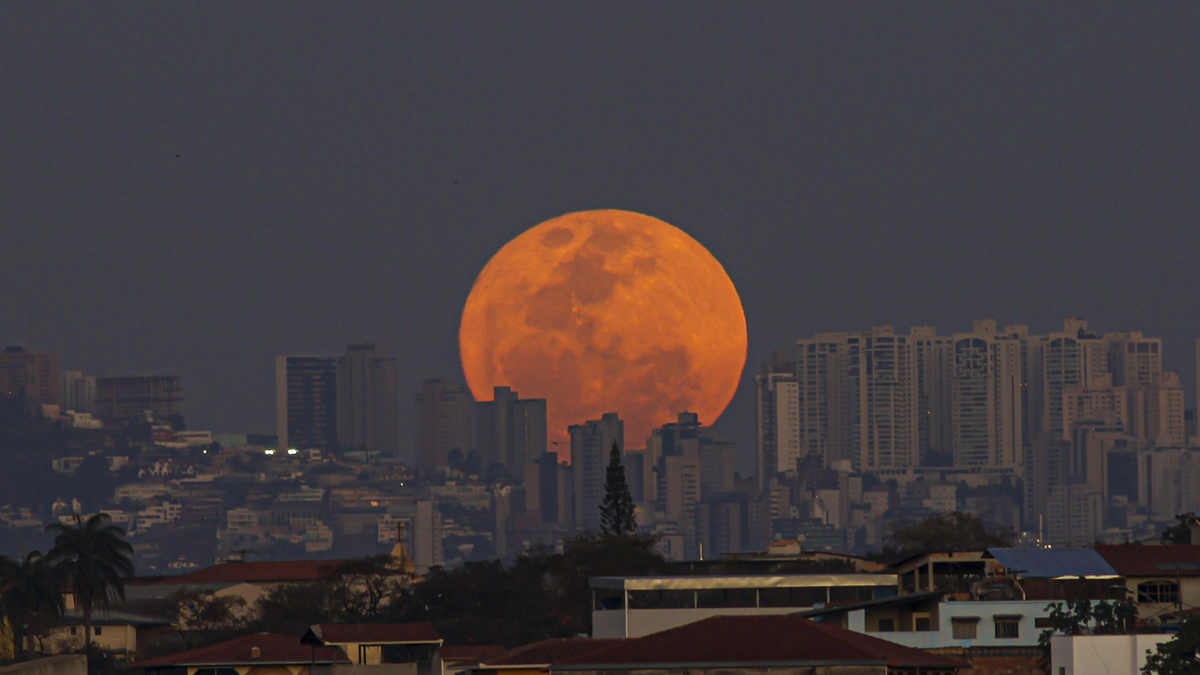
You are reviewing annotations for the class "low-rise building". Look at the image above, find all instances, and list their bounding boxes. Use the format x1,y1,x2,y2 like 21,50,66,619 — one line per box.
302,623,443,675
1095,544,1200,620
132,631,349,675
1051,634,1172,675
590,573,898,638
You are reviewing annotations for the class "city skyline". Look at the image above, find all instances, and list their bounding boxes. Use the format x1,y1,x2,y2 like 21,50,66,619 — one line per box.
4,5,1200,467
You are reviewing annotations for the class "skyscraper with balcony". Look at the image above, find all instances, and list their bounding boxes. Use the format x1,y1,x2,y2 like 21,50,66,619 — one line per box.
949,321,1024,469
847,326,919,471
0,346,59,405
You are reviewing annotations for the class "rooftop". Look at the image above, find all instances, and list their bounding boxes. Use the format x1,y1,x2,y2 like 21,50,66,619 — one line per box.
1095,544,1200,577
132,632,349,668
550,615,963,670
589,573,896,591
477,639,625,667
987,547,1119,579
305,623,442,645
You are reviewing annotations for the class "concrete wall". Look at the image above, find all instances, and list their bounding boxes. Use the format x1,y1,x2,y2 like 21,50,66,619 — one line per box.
593,606,805,639
0,655,87,675
852,600,1052,650
1051,634,1172,675
43,624,138,655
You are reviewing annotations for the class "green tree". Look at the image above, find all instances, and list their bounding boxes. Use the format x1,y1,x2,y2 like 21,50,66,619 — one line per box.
1144,615,1200,674
168,588,248,649
885,511,1012,555
0,550,63,660
45,514,134,651
1161,513,1196,545
599,442,635,535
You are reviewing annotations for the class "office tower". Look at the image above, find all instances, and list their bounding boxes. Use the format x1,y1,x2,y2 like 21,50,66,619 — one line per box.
1046,483,1102,547
475,386,548,473
755,354,799,487
795,333,852,466
414,379,474,475
94,375,183,421
0,346,60,405
275,356,338,452
949,321,1024,469
60,371,96,412
1040,319,1109,441
911,327,953,465
336,344,398,456
847,326,919,471
569,412,624,531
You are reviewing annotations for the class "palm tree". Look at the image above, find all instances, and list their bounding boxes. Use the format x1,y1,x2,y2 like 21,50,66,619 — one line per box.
0,551,63,659
45,514,134,649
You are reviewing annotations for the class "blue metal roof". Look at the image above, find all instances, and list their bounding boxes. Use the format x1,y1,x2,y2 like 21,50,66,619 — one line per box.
987,548,1119,578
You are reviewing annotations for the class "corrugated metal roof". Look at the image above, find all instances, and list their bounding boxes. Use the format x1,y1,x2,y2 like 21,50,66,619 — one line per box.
986,548,1119,578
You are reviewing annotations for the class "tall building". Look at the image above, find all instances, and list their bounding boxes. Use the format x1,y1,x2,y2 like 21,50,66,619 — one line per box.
94,375,182,421
475,386,547,474
1040,319,1109,441
569,412,624,531
1106,332,1162,387
275,356,338,452
526,452,573,527
754,355,799,486
911,327,953,465
847,326,919,471
336,344,398,456
795,333,852,466
1046,483,1102,547
0,346,59,405
413,379,474,475
60,371,96,413
949,321,1024,469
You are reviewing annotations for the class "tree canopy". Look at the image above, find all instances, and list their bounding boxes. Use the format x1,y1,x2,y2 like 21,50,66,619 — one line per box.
884,511,1012,556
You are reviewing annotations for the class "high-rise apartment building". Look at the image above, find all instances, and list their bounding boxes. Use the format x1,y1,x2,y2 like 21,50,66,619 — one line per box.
94,375,183,422
1040,320,1109,441
336,344,398,456
795,333,852,466
912,327,953,465
60,371,96,413
475,386,547,473
569,412,624,531
275,356,338,452
754,356,799,484
949,321,1024,469
847,326,919,471
413,379,474,475
0,346,60,405
1046,483,1102,547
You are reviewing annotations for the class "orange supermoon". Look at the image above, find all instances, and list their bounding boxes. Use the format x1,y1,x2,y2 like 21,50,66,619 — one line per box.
459,210,747,455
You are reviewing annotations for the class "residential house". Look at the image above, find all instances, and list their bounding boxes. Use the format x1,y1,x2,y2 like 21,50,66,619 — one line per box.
131,632,350,675
550,615,964,675
464,639,623,675
1095,544,1200,620
301,624,443,675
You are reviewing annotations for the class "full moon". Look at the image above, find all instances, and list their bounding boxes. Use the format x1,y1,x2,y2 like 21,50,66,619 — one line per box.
459,209,747,456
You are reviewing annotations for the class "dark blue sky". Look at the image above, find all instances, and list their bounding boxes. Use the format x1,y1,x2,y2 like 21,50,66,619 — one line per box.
3,3,1199,468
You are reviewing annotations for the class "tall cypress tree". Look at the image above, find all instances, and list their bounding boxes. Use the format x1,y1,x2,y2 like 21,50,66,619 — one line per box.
599,442,636,535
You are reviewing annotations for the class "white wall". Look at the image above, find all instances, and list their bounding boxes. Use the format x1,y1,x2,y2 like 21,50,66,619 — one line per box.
852,600,1052,650
1051,634,1172,675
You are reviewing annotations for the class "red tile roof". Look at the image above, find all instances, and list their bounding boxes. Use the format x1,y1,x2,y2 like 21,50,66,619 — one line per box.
480,639,625,667
441,645,508,664
311,623,442,644
552,616,964,669
149,560,348,585
132,632,349,668
1095,545,1200,577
